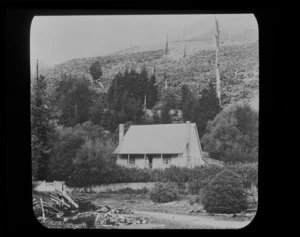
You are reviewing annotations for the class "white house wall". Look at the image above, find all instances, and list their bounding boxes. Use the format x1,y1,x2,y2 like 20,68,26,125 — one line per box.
151,155,163,169
116,154,188,169
170,153,187,167
116,155,128,166
134,156,145,168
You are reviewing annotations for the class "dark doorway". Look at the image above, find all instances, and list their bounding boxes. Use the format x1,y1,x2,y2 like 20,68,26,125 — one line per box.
148,155,153,168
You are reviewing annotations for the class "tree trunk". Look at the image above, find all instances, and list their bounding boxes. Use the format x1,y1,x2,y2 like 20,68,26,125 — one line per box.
165,35,168,55
214,18,222,106
75,102,78,123
164,70,168,90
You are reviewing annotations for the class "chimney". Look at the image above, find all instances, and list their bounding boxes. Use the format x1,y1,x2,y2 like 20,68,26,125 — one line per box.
119,124,124,146
186,121,191,166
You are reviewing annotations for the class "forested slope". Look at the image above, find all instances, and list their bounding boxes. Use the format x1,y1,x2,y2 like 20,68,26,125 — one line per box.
44,42,258,109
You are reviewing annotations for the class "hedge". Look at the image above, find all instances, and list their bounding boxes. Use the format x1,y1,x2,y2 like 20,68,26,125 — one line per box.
66,162,258,194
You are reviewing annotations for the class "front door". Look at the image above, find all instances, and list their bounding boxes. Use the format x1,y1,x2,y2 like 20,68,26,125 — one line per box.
148,156,153,168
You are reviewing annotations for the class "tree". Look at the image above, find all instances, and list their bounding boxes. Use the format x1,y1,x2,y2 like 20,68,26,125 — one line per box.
100,109,118,132
107,67,154,126
70,135,116,187
202,103,258,163
31,71,56,180
191,82,222,138
160,87,181,124
147,73,158,109
161,87,181,110
161,105,172,124
202,169,248,214
89,60,103,86
89,93,107,126
181,84,195,121
214,17,222,106
125,97,144,124
55,74,93,127
48,128,85,182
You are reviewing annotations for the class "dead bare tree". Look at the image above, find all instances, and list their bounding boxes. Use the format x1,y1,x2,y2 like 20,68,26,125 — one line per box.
165,35,169,55
36,59,39,80
183,42,187,58
164,70,168,89
214,17,222,106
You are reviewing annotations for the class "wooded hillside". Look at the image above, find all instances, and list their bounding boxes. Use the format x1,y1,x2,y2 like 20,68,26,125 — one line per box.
43,42,258,110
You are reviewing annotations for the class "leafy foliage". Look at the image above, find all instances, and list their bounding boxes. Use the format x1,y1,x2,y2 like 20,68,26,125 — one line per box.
202,103,258,163
149,182,179,203
180,82,222,137
202,169,248,214
181,84,195,121
31,75,56,180
191,82,222,138
107,67,158,127
48,126,85,182
187,165,223,195
71,136,115,187
227,162,258,189
54,74,94,127
89,60,103,84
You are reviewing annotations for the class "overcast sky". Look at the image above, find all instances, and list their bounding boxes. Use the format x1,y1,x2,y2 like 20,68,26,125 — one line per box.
30,14,257,70
30,15,206,68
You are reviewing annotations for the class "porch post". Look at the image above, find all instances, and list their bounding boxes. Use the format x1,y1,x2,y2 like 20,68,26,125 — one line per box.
128,154,129,165
144,154,146,168
161,154,163,165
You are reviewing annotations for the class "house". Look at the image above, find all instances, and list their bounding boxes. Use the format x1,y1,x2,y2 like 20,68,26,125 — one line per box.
114,121,207,169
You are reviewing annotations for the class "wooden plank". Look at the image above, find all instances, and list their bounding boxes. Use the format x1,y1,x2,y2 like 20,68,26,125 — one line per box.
60,190,79,209
42,203,61,213
40,198,45,220
50,197,71,208
50,194,71,208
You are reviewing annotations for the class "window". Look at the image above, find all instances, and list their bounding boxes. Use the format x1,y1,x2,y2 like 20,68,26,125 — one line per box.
129,157,135,164
163,157,171,164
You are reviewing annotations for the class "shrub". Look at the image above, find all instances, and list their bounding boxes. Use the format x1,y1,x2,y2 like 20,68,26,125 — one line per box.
202,169,248,214
227,162,258,189
188,165,223,194
202,103,258,163
116,187,148,194
149,182,179,203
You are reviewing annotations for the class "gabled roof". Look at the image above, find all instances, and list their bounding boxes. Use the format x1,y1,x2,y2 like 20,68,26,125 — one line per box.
114,123,197,154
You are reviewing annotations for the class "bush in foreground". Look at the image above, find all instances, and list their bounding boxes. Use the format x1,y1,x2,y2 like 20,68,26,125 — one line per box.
149,182,179,203
202,169,248,214
188,165,223,194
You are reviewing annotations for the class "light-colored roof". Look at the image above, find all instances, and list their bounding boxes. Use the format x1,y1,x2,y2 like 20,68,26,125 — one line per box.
114,123,196,154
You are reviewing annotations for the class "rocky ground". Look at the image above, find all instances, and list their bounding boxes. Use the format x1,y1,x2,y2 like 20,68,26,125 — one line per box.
33,191,256,229
71,193,256,229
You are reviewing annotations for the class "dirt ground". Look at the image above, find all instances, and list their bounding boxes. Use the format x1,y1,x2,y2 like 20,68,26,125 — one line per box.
72,193,255,229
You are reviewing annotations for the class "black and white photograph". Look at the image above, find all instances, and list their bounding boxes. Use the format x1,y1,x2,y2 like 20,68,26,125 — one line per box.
30,14,259,229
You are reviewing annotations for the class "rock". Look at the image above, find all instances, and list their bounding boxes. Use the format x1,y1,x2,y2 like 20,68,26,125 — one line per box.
105,218,115,225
